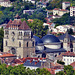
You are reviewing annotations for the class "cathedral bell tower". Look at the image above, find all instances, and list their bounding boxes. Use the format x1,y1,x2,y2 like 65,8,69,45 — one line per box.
3,14,35,58
63,32,70,52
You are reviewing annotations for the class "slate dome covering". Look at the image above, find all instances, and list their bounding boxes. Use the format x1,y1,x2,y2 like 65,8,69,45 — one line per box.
42,34,60,43
33,36,43,45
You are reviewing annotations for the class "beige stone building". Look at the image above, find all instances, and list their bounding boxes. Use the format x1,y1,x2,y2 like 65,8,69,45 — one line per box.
3,15,35,58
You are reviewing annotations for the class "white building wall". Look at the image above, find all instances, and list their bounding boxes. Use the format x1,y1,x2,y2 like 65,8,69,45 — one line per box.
62,2,70,9
70,7,75,16
63,56,75,65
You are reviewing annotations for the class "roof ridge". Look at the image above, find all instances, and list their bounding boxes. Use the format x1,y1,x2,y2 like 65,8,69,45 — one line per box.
19,21,31,30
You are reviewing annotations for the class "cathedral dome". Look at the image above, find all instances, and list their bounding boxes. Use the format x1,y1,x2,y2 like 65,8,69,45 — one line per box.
33,36,43,45
42,34,60,44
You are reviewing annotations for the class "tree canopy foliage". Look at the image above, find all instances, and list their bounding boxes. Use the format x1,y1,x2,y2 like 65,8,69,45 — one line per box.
28,19,48,38
0,28,4,51
46,0,75,10
53,13,75,25
56,65,74,75
0,63,51,75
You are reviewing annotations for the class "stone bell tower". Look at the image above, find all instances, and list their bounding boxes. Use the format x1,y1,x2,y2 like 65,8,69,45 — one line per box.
63,32,70,52
3,14,35,58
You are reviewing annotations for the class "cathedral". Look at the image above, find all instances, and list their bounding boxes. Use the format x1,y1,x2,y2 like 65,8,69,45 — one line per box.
3,14,75,59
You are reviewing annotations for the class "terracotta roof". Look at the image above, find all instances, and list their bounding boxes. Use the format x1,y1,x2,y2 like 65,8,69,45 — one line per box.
5,19,22,29
51,62,63,67
46,68,55,75
5,19,31,30
70,62,75,67
14,58,26,63
53,8,60,10
0,53,16,58
19,21,30,30
63,52,75,57
47,22,53,25
51,32,57,34
27,19,33,22
59,9,67,11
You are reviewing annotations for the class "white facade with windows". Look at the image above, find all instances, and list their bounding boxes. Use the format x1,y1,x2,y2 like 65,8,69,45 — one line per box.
63,56,75,65
70,7,75,16
62,52,75,65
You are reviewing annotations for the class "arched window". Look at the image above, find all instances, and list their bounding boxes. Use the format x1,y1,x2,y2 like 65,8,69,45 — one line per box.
19,42,21,47
19,32,20,36
6,41,7,46
21,32,22,36
27,42,28,47
32,41,34,47
11,47,16,54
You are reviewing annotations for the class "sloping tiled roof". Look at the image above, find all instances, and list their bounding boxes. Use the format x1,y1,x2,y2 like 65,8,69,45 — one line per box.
70,62,75,67
46,68,55,75
19,21,30,30
0,53,16,58
5,19,31,30
53,8,60,10
63,52,75,57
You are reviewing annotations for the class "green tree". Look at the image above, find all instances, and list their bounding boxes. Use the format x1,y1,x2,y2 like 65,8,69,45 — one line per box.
28,19,47,38
68,28,74,35
0,27,4,52
56,71,65,75
64,65,74,75
57,60,65,65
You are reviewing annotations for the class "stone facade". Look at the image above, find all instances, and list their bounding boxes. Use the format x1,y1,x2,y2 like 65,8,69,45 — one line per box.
3,15,35,58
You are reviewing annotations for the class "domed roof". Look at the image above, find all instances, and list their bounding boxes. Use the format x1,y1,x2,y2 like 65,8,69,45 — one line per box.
42,34,60,43
33,36,43,45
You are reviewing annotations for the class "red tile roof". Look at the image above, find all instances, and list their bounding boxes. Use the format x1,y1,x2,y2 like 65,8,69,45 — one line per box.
51,32,57,34
27,19,33,22
59,9,67,11
5,19,31,30
53,8,60,10
46,68,55,75
70,62,75,67
63,52,75,57
47,22,53,25
51,62,63,69
19,21,30,30
0,53,16,58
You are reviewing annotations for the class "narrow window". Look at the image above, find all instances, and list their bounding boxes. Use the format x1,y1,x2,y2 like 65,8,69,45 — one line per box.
6,41,7,46
32,41,34,47
19,42,21,47
27,42,28,47
19,32,20,36
21,32,22,36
